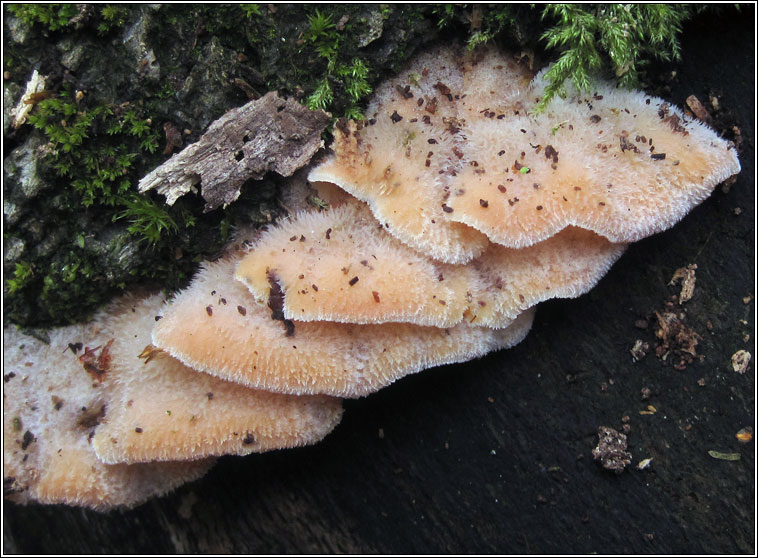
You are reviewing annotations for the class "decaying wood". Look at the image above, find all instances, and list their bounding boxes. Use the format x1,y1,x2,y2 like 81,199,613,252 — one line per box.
138,92,331,211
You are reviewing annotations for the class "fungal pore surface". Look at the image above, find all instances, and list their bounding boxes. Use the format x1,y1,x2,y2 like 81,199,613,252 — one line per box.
3,293,342,510
3,323,214,510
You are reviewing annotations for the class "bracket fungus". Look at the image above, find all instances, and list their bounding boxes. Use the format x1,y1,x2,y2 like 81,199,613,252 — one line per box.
235,201,626,328
3,293,342,509
91,294,343,464
309,45,740,259
5,43,741,511
3,324,214,510
152,254,535,398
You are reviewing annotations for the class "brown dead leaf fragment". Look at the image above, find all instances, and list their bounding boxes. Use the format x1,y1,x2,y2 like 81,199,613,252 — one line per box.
686,95,713,125
137,344,165,365
669,264,697,304
654,308,701,370
139,92,331,211
76,403,106,430
78,339,115,382
630,339,650,362
162,122,184,155
266,270,295,337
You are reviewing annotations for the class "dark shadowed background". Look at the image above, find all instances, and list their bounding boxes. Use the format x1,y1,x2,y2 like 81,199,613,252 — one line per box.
3,8,754,555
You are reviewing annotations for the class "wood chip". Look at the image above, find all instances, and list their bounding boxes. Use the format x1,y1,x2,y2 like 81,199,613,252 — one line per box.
731,349,751,374
139,92,331,210
669,264,697,304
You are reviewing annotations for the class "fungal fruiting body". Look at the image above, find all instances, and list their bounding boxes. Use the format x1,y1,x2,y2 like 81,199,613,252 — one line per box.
234,202,474,327
308,47,500,264
153,254,535,398
3,294,342,509
3,324,214,510
91,294,343,464
234,202,626,328
4,44,739,511
308,45,740,258
449,71,740,248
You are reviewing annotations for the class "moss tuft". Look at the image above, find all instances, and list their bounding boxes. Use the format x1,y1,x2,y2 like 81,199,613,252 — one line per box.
7,4,78,32
537,4,692,109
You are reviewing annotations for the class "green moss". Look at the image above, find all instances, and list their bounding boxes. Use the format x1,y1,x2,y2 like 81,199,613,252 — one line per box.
97,4,129,35
537,4,692,109
8,3,131,36
299,8,373,117
39,250,102,322
27,90,160,212
5,68,229,326
241,5,262,19
113,194,178,246
5,262,34,295
431,4,725,110
7,3,78,32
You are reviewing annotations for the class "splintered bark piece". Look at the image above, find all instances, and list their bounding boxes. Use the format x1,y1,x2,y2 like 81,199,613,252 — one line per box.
138,92,331,210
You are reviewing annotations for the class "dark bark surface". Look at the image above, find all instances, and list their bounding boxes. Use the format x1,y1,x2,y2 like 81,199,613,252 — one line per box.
3,11,754,555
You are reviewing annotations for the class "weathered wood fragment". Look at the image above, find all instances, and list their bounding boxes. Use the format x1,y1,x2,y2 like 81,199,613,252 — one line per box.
138,92,331,211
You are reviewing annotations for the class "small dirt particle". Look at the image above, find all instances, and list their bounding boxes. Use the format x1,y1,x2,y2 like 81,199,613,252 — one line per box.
592,426,632,473
631,340,650,362
669,264,697,304
731,350,751,374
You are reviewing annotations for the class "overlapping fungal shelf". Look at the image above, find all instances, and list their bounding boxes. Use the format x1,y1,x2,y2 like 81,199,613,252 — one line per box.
309,45,740,256
3,44,740,510
3,295,343,510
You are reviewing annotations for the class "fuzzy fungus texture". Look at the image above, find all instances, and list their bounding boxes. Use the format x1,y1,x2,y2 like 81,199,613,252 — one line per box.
235,201,626,328
309,45,740,259
91,294,343,464
153,255,535,398
3,291,342,508
308,46,499,264
2,324,214,511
